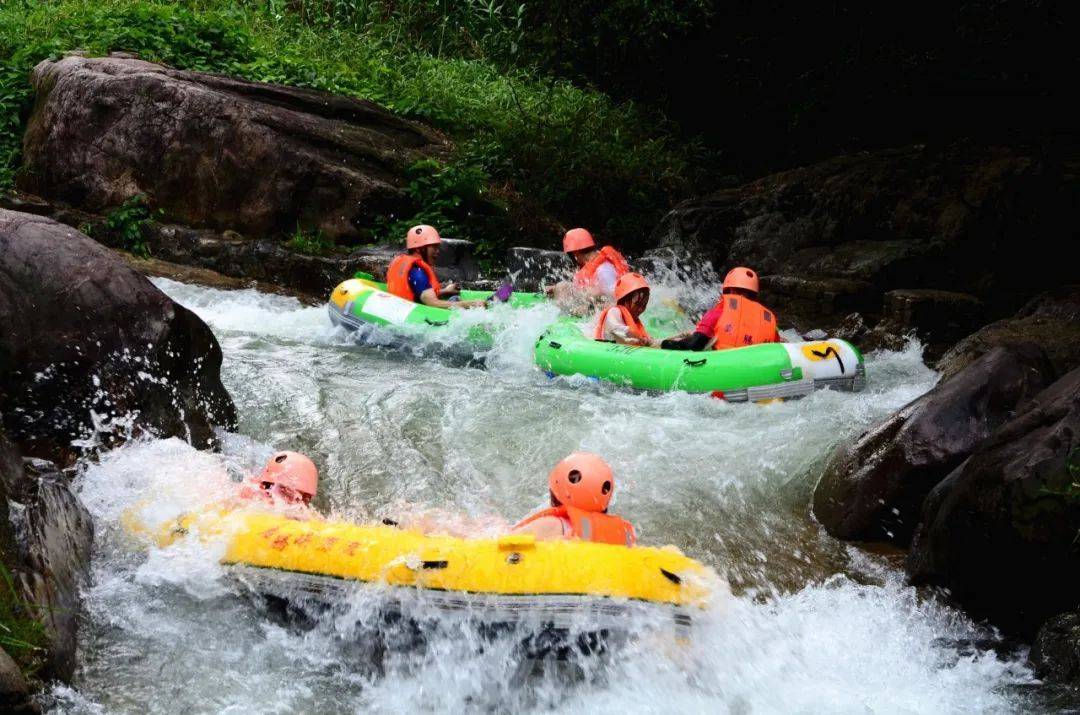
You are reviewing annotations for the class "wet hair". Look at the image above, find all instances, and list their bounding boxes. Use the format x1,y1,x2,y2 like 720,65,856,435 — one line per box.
722,286,759,299
550,491,563,507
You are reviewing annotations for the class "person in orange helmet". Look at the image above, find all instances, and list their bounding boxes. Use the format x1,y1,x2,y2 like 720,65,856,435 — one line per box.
236,451,320,514
593,272,657,347
661,266,782,351
385,225,486,309
512,452,636,546
545,228,631,307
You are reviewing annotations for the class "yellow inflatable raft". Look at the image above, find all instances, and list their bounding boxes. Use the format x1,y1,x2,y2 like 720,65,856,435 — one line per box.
142,509,717,627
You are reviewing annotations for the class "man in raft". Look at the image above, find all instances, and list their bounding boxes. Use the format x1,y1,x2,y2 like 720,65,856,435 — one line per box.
236,451,319,516
545,228,630,309
386,224,486,309
593,272,658,347
512,452,636,546
661,266,782,351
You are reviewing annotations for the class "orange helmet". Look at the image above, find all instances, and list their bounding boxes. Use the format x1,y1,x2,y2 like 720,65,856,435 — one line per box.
723,266,759,294
406,224,441,250
548,452,615,512
258,451,318,503
614,272,649,303
562,228,596,254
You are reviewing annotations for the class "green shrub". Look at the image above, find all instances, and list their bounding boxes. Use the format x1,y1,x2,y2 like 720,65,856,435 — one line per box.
89,194,160,257
284,226,336,255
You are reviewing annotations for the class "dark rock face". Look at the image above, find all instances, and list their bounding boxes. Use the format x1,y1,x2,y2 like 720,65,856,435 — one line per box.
1031,611,1080,685
0,645,35,714
862,289,985,360
20,54,445,244
0,209,237,464
813,344,1054,543
145,225,480,297
906,366,1080,636
505,247,570,291
937,285,1080,381
654,143,1079,333
1,431,92,684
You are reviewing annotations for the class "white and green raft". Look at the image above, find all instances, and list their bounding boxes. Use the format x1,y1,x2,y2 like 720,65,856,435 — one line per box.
327,276,545,352
533,317,866,401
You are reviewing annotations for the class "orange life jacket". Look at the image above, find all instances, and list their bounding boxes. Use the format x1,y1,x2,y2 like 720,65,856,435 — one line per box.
386,253,441,302
573,246,630,290
594,305,651,342
712,295,779,349
514,505,636,546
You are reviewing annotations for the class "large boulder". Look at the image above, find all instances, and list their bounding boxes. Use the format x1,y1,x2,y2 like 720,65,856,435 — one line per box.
813,344,1054,543
937,284,1080,380
906,366,1080,636
1031,611,1080,685
0,645,35,714
1,431,92,684
19,54,446,244
0,209,237,464
654,143,1079,332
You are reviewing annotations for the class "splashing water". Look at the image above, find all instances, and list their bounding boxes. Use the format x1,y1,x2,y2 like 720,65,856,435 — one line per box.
50,277,1048,713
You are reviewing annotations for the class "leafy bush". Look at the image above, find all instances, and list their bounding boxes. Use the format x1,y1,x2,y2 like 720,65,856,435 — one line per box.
87,194,160,257
284,226,336,255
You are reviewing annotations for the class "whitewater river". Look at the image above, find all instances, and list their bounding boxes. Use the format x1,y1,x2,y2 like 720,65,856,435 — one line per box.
48,277,1049,713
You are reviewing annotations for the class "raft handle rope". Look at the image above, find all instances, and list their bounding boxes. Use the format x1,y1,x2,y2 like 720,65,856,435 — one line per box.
424,318,449,327
683,358,708,367
548,341,562,350
660,568,682,585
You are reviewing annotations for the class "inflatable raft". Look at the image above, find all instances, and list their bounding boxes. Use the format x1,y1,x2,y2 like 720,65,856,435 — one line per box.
327,276,545,351
535,318,866,401
144,509,717,629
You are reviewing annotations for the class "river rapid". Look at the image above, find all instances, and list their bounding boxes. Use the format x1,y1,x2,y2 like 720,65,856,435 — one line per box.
48,277,1045,713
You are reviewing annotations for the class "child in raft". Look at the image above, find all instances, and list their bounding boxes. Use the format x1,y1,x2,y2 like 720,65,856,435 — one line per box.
591,272,658,347
511,452,636,546
234,450,319,519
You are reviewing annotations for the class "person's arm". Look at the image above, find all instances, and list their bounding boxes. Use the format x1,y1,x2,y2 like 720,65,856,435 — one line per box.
438,281,461,298
661,331,711,351
419,288,485,309
511,515,569,541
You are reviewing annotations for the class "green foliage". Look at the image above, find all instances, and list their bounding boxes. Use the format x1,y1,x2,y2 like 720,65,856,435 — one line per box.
0,0,696,252
95,194,160,257
284,226,336,256
0,562,46,671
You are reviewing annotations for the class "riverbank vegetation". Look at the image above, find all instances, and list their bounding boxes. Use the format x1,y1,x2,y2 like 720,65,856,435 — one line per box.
0,0,699,253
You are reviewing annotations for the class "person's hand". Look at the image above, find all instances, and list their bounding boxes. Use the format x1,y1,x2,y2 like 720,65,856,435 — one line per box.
543,284,556,296
461,299,487,309
442,281,459,293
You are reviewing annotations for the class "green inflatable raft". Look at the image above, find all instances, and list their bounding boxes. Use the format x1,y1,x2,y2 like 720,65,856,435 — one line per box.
534,317,866,401
327,276,545,352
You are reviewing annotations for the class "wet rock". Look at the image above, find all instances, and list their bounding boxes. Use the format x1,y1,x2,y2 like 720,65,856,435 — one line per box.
813,343,1054,543
0,646,36,715
906,366,1080,636
145,224,479,297
937,285,1080,381
834,312,871,345
0,209,237,464
862,289,984,360
1031,611,1080,685
655,143,1079,330
20,54,445,244
1,431,92,685
505,247,569,291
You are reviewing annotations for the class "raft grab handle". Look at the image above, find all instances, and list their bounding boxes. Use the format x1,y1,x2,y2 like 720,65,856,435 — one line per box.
683,358,707,367
424,318,449,327
660,568,682,584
